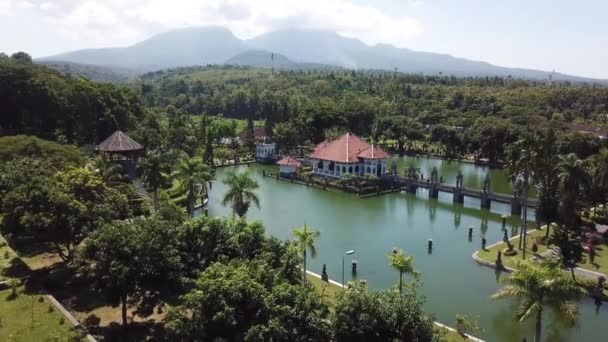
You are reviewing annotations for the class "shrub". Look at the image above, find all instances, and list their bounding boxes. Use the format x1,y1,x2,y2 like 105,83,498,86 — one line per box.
59,317,65,325
83,314,101,328
48,304,55,313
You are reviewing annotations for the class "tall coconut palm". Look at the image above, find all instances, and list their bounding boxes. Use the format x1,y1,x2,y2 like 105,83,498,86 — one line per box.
139,150,171,210
387,248,418,294
292,224,320,283
590,148,608,213
506,133,539,257
174,157,214,217
557,153,591,204
221,171,260,217
492,260,585,342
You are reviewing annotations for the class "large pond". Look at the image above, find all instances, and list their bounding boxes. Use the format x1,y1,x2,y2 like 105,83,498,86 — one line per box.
205,160,605,342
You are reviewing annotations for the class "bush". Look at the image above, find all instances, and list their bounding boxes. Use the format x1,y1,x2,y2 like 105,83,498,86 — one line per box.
83,314,101,328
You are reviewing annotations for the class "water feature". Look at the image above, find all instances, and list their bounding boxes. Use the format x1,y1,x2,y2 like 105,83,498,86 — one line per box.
389,155,535,197
206,161,605,342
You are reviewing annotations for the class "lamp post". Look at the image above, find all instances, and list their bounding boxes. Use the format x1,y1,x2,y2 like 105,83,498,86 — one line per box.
343,250,355,288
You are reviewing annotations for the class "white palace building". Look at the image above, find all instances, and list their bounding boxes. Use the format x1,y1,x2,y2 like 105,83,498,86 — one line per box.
309,133,390,179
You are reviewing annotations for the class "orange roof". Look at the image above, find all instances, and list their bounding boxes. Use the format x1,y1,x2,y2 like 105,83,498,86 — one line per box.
277,156,301,166
310,133,389,162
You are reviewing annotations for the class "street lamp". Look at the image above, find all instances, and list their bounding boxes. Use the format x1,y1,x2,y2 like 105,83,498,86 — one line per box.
343,250,355,288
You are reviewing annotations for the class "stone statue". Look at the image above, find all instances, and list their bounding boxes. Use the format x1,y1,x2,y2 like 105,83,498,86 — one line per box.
431,166,438,184
456,170,464,188
483,173,490,193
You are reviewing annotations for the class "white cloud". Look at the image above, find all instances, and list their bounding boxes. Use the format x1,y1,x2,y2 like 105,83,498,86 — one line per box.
1,0,424,48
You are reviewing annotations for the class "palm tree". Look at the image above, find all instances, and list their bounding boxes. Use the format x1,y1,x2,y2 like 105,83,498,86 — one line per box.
85,156,128,187
506,133,539,257
139,150,171,210
492,260,585,342
174,157,214,217
221,171,260,217
557,153,591,204
292,224,320,283
590,148,608,213
387,248,418,294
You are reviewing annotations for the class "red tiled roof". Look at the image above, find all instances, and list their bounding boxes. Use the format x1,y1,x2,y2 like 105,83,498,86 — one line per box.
240,127,268,141
310,133,389,162
95,130,143,152
277,156,301,166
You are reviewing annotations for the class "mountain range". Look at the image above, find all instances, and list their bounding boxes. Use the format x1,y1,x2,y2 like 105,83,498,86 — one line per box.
38,26,607,83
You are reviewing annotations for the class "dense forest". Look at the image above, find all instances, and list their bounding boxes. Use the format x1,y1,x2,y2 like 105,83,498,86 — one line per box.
0,53,144,145
133,65,608,161
3,53,608,162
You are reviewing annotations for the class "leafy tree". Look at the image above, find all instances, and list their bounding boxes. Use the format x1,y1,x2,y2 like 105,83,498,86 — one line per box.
10,51,32,63
0,135,85,167
85,156,128,187
139,150,171,210
166,261,330,341
174,157,214,217
492,260,585,342
273,121,300,155
387,248,419,294
332,282,438,342
292,224,320,283
222,171,260,217
75,216,182,329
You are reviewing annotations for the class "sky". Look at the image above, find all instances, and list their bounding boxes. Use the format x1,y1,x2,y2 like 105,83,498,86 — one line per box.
1,0,607,79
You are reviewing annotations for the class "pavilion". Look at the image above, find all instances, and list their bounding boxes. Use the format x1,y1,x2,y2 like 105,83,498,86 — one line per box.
95,130,143,179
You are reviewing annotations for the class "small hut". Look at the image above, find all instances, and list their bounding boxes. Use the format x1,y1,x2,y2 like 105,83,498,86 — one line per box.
95,130,143,161
95,130,143,179
276,156,301,177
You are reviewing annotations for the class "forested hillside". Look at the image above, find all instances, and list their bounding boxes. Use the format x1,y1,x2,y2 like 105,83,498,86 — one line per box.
133,65,608,161
0,53,145,144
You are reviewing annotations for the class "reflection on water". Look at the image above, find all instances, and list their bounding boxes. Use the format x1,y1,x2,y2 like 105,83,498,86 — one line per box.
206,162,605,342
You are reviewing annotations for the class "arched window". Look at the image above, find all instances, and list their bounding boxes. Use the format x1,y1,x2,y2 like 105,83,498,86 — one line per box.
355,166,359,173
342,166,346,173
349,166,353,173
317,160,324,169
367,167,371,173
329,162,335,171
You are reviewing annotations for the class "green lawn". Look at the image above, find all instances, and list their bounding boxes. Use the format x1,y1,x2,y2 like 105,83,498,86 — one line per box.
0,288,78,341
477,228,550,270
0,235,19,281
307,274,478,341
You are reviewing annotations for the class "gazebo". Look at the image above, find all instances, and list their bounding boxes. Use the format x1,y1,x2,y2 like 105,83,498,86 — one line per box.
95,130,143,161
276,156,301,177
95,130,144,179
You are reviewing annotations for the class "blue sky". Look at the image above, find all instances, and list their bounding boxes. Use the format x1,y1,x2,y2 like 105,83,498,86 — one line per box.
1,0,607,79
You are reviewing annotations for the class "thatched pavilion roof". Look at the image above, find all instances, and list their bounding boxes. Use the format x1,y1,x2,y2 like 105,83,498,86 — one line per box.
95,130,143,153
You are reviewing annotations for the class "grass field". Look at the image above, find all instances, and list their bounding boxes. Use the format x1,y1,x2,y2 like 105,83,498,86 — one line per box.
476,228,549,270
307,273,477,341
0,288,78,341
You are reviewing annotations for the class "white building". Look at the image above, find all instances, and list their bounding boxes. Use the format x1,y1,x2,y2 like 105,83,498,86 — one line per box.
276,156,301,176
309,133,389,178
256,142,276,163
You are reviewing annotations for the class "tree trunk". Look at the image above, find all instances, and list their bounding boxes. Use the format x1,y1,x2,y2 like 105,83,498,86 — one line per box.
121,294,128,330
570,267,577,282
521,173,530,259
153,187,159,210
189,185,195,218
303,250,307,284
545,221,551,239
534,308,542,342
398,270,403,294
